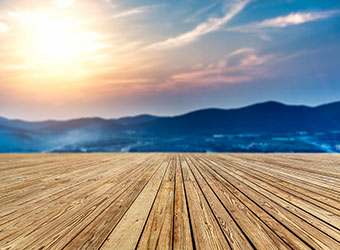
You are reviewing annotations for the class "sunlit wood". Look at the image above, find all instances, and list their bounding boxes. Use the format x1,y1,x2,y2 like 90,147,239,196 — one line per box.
1,153,339,249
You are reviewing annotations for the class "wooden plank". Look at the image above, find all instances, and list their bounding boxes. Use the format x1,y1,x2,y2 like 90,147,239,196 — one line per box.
0,154,140,218
0,157,134,221
185,155,253,250
225,154,340,196
53,155,165,249
180,156,230,249
0,155,157,248
207,155,340,240
221,154,340,209
173,155,194,250
242,154,340,180
100,159,169,249
190,155,298,250
218,156,340,226
202,155,340,250
220,155,340,213
0,153,339,249
136,156,176,249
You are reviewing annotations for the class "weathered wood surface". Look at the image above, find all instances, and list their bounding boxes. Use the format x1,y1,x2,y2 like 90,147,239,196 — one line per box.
0,153,339,249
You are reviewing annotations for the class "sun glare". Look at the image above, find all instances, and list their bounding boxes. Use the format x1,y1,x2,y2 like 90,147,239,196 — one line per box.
15,9,109,77
27,13,80,62
53,0,74,8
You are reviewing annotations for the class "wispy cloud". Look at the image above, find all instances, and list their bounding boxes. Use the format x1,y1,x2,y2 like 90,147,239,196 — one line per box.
184,2,218,23
146,0,250,50
88,78,157,96
161,48,274,91
260,10,339,27
163,48,309,93
0,21,9,33
227,10,340,32
90,48,276,95
102,0,116,8
112,5,163,19
227,48,255,57
52,0,75,8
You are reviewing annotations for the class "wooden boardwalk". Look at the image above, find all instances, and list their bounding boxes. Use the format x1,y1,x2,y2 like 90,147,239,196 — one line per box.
0,153,340,249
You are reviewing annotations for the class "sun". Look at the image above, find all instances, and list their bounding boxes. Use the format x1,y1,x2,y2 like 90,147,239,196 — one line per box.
7,6,113,92
27,13,80,63
53,0,74,8
18,10,107,73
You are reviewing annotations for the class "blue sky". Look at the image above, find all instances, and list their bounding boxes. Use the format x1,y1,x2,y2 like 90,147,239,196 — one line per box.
0,0,339,120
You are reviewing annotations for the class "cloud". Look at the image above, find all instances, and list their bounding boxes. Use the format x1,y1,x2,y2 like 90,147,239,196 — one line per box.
52,0,75,8
228,48,255,57
146,0,250,50
227,10,340,32
164,48,273,90
88,78,157,96
184,2,218,23
259,10,340,27
89,48,276,95
162,48,309,93
112,5,162,19
0,21,9,33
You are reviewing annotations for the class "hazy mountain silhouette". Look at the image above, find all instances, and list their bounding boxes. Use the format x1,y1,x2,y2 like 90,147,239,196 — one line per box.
1,100,340,152
116,114,159,126
130,101,340,134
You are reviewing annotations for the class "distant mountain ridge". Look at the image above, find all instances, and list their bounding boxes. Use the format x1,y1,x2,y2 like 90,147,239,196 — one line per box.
1,100,340,152
2,100,340,130
127,101,340,134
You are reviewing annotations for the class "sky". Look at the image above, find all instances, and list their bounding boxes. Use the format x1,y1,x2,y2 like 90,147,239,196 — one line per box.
0,0,340,120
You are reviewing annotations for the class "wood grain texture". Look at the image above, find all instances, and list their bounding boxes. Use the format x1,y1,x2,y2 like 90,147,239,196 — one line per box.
0,153,339,249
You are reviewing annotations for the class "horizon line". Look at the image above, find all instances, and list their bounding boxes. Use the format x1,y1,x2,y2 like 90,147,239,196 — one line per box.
1,99,339,123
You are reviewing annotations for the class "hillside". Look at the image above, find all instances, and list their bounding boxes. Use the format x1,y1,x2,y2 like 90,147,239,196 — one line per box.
1,101,340,152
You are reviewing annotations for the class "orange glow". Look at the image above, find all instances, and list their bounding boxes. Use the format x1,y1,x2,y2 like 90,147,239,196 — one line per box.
17,11,111,73
0,5,123,98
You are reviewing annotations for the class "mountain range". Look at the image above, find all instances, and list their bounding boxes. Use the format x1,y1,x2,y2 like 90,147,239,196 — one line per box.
1,101,340,153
